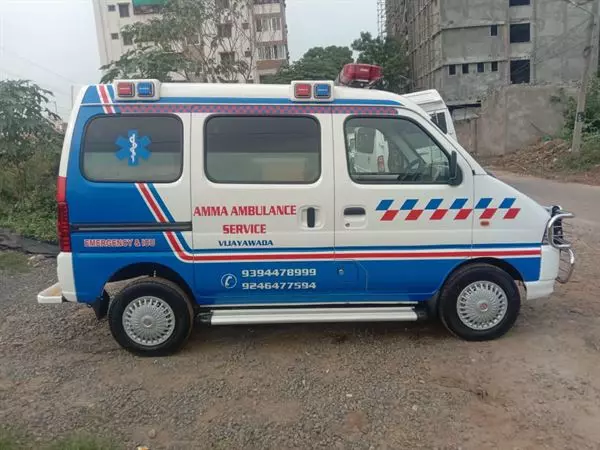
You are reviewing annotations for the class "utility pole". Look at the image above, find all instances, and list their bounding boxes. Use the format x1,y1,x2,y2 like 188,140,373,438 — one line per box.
571,0,599,154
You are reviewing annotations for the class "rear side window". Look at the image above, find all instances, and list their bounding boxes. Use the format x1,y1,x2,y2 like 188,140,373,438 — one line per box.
82,115,183,183
205,116,321,184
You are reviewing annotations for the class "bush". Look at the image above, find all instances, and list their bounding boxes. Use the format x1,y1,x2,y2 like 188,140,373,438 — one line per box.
0,80,62,243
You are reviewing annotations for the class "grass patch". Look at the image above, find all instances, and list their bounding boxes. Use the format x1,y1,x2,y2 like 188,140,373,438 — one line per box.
46,434,119,450
555,134,600,172
0,428,119,450
0,252,30,273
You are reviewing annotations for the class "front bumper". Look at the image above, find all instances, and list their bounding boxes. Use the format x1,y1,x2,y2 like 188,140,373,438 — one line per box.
546,208,575,284
37,282,65,304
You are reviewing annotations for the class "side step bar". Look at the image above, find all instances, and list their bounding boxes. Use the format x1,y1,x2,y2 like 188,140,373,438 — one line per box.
206,306,422,326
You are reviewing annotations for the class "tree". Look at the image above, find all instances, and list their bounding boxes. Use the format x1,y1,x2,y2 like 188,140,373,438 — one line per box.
351,32,410,94
266,46,354,84
0,80,62,163
101,0,273,83
0,80,63,242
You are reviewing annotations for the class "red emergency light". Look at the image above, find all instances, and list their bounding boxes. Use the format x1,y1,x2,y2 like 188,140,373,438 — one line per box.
337,63,384,88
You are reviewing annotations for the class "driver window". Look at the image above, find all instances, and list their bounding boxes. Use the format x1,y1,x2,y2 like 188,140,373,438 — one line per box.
345,117,451,184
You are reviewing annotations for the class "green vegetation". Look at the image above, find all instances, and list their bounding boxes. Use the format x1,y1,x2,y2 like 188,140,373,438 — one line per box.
266,33,411,94
0,251,30,273
559,77,600,172
0,427,118,450
0,80,62,243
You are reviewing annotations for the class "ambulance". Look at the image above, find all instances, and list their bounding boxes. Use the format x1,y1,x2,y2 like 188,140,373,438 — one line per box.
38,63,575,356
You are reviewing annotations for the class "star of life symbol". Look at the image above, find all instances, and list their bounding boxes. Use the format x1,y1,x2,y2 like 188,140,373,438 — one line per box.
115,130,151,166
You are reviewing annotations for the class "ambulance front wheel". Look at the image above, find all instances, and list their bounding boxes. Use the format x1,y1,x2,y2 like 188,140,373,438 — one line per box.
438,263,521,341
108,277,195,356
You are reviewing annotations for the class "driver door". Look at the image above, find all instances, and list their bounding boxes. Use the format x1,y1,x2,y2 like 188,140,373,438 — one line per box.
333,109,474,300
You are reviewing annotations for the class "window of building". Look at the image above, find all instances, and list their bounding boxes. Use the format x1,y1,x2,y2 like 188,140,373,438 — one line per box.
462,64,469,74
220,52,235,65
448,65,456,75
490,25,498,36
111,33,119,40
133,4,161,14
82,116,183,183
477,62,485,73
258,44,287,60
256,16,281,32
217,23,232,38
510,59,530,84
244,50,252,57
118,3,130,17
272,17,281,31
509,0,530,5
510,23,531,43
242,22,250,30
491,61,499,72
344,117,452,184
205,116,321,184
108,5,116,12
123,33,133,46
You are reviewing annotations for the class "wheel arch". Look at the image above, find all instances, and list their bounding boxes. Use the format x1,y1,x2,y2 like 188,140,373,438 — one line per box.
92,262,195,319
427,257,524,318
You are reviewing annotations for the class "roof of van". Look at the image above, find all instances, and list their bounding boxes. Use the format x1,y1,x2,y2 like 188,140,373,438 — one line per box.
401,89,446,109
86,82,426,115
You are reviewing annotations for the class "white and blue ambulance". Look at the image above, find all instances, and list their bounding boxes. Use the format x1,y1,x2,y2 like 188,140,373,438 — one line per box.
38,64,575,355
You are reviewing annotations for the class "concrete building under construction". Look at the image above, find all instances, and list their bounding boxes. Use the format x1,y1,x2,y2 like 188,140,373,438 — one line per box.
382,0,599,108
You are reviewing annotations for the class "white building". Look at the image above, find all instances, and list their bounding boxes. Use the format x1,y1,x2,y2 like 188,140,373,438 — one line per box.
92,0,289,83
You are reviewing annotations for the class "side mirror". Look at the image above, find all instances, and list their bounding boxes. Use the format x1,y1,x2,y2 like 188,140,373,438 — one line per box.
449,151,460,186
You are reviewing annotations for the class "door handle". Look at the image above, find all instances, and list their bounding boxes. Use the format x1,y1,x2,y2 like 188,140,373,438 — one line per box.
344,207,366,216
307,207,316,228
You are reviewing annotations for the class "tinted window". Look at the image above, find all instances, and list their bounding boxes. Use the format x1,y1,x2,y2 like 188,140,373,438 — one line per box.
490,25,498,36
449,64,456,75
462,64,469,74
345,117,452,184
82,115,183,183
205,116,320,184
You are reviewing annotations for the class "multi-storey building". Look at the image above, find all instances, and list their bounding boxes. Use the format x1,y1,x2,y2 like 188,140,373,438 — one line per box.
385,0,598,107
92,0,288,83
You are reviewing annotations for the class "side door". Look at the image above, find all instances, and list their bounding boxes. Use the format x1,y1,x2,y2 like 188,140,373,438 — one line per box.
333,109,474,302
190,112,339,305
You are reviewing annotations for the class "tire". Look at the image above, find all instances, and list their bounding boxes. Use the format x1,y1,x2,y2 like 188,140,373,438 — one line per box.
438,263,521,341
108,277,194,356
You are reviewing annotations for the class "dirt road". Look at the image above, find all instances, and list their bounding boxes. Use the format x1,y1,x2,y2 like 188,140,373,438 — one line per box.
1,173,600,449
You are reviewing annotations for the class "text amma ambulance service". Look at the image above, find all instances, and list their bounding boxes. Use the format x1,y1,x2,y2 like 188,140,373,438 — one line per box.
38,64,575,355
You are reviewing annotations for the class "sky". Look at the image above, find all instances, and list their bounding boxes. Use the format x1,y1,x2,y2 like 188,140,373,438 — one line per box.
0,0,378,118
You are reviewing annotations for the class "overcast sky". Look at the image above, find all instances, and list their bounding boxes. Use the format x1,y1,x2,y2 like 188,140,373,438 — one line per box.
0,0,378,117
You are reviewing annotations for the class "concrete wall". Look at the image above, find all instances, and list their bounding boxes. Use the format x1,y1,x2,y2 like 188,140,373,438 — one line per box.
454,84,575,156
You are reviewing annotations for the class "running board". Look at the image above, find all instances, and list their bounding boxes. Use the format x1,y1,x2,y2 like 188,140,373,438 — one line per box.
207,306,421,326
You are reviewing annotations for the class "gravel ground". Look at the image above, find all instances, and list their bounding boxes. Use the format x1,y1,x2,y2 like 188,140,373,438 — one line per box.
1,173,600,449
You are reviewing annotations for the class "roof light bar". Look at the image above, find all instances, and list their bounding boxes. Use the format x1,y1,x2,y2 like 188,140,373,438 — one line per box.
113,79,161,101
290,81,335,102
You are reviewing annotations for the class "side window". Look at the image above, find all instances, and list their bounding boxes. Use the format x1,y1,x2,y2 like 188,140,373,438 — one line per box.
430,112,448,134
205,116,321,184
345,117,452,184
82,115,183,183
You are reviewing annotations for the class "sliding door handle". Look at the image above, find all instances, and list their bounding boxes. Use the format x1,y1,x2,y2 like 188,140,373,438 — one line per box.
344,207,366,216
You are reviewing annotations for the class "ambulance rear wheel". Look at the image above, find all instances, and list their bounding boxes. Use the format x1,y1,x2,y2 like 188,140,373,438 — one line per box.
438,264,521,341
108,277,194,356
